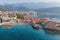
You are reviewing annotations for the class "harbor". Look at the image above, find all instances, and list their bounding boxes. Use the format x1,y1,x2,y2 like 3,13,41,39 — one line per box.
0,11,60,31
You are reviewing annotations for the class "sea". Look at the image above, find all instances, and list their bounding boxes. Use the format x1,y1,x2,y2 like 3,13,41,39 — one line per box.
0,14,60,40
0,24,60,40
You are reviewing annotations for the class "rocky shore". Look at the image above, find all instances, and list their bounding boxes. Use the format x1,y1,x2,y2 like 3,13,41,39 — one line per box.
27,18,60,31
0,17,60,31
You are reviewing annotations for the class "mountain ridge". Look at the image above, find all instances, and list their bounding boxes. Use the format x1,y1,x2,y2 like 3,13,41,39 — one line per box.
0,3,60,13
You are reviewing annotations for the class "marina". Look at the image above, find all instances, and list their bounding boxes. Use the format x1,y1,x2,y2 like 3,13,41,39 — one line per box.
0,11,59,31
0,11,60,40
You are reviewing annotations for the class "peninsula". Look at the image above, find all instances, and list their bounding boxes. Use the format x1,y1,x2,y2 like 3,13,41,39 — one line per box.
0,11,60,30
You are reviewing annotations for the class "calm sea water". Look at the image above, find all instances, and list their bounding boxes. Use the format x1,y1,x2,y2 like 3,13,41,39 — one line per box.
0,15,60,40
0,25,60,40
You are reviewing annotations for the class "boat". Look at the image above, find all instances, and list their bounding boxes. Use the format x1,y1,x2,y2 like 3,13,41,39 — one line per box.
31,23,40,30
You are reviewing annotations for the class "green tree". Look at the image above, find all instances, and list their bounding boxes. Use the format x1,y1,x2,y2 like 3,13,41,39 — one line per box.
16,14,24,19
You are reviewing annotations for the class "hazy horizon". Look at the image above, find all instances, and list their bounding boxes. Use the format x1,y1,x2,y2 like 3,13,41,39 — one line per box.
0,0,60,9
0,0,60,4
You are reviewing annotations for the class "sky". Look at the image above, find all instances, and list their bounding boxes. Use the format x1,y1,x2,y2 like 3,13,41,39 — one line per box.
0,0,60,4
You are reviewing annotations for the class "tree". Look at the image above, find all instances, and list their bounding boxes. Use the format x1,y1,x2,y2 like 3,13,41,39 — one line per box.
16,14,24,19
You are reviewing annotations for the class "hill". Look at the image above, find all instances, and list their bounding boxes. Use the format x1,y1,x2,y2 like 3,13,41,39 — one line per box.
34,7,60,13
